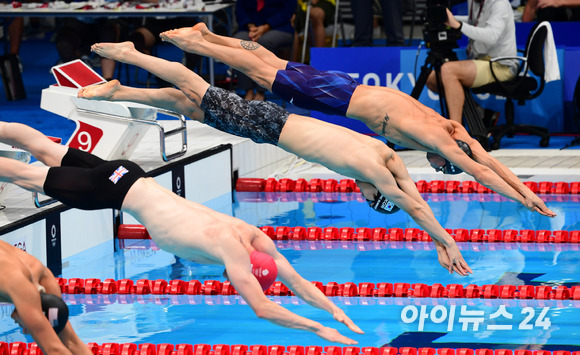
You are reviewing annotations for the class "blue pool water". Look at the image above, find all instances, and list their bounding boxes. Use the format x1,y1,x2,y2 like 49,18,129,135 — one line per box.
1,192,579,349
233,192,580,232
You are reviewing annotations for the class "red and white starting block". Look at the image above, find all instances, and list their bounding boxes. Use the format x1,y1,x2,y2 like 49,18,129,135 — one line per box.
41,60,187,162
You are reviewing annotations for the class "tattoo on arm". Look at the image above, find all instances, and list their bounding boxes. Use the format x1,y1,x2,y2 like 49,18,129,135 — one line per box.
240,40,261,51
381,115,390,135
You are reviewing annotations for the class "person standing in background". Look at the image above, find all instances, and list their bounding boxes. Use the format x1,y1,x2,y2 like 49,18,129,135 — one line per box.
0,15,26,100
54,16,129,81
351,0,404,47
2,17,23,59
234,0,296,100
291,0,335,62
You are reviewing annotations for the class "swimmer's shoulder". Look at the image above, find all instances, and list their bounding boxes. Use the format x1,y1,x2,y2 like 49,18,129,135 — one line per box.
0,246,28,299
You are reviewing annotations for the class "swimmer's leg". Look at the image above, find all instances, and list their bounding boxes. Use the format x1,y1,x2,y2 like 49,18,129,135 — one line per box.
191,23,288,70
78,80,203,122
0,122,68,167
91,42,210,106
160,27,277,91
0,157,49,193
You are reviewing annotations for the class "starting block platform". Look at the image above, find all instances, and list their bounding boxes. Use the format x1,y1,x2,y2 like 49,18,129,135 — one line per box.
41,60,187,162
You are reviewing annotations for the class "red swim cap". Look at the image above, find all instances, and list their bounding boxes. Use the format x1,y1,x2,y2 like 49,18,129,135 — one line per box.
250,250,278,291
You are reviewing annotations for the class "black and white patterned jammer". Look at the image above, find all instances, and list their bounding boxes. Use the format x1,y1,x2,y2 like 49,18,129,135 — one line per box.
200,86,289,146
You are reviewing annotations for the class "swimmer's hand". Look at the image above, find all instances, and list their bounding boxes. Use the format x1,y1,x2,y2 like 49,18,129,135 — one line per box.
525,196,556,217
333,309,364,335
316,326,358,345
434,240,473,276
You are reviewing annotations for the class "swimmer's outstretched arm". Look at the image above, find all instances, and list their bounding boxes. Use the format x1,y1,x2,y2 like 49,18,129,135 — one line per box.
469,141,555,217
274,253,364,335
38,268,93,355
359,156,472,276
91,42,210,107
78,80,204,122
221,241,360,344
439,130,555,217
248,231,364,336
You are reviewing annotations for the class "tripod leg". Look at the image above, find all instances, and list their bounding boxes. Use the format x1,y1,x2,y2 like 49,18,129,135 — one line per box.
412,58,449,118
411,63,433,99
434,67,449,119
464,90,488,134
463,89,490,150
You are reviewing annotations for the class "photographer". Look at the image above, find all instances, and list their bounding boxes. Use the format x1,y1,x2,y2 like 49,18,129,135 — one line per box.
425,0,517,124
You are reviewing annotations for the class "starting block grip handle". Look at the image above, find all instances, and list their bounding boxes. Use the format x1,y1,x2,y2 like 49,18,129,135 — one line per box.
156,109,188,162
158,110,186,137
33,192,58,208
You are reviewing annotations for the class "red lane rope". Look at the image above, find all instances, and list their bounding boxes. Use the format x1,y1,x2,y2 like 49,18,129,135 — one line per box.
117,224,580,244
55,277,580,300
260,226,580,243
235,178,580,195
3,342,579,355
258,226,579,243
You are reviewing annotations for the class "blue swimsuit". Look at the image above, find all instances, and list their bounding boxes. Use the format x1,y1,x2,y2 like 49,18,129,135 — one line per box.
271,62,360,116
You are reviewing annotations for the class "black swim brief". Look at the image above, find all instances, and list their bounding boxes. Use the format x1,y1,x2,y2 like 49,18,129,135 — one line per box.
200,86,289,145
44,148,146,210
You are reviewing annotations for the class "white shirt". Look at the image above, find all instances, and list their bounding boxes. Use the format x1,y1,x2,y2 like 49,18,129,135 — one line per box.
456,0,517,69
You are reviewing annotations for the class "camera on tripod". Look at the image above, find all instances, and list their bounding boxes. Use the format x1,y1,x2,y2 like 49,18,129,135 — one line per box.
422,0,462,50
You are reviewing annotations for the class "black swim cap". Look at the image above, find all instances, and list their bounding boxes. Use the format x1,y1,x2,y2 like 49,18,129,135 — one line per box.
40,293,69,334
426,140,473,175
367,193,400,214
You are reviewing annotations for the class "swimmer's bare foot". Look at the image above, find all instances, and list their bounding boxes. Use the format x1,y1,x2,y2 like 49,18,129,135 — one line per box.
78,80,121,101
191,22,238,48
160,27,204,53
192,22,211,37
91,42,138,63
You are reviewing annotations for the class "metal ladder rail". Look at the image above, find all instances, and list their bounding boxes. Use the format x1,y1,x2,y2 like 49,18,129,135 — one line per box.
155,109,188,162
